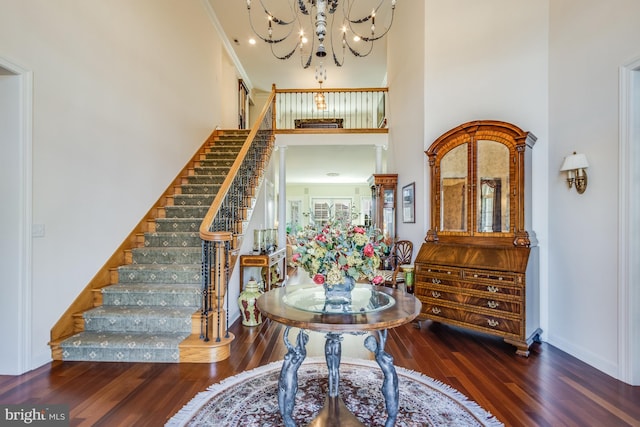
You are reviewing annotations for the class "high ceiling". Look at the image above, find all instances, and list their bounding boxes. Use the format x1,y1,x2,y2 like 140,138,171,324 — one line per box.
206,0,392,184
207,0,390,93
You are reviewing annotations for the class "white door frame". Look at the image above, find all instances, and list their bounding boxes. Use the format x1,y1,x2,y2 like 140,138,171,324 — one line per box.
0,56,33,374
618,56,640,385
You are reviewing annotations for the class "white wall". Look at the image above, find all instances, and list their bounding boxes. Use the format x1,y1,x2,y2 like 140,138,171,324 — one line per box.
398,0,639,382
0,0,238,372
547,0,640,379
386,0,425,261
417,0,550,333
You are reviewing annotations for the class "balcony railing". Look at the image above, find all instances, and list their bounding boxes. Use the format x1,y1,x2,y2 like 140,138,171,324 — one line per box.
273,85,388,133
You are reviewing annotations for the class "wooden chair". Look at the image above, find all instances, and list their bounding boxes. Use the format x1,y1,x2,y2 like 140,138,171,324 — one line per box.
379,240,413,289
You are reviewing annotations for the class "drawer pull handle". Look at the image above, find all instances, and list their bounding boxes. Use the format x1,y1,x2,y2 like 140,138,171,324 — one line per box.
431,278,441,284
498,277,503,281
431,291,441,298
487,286,500,293
432,307,441,314
487,319,499,327
487,300,499,309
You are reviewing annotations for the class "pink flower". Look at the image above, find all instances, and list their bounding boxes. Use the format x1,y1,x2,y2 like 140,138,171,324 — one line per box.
363,243,374,257
316,234,327,243
353,226,366,234
292,253,301,262
372,275,384,285
313,274,325,285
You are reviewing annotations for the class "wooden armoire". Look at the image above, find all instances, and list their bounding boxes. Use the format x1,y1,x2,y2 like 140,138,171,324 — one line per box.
414,120,541,356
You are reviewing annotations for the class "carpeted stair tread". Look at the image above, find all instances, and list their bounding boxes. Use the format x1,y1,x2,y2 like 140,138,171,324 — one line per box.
101,283,201,307
192,167,233,176
143,232,202,248
59,331,187,362
117,264,201,284
155,218,202,232
197,160,235,168
83,305,195,333
179,184,221,195
172,194,215,206
163,206,209,219
130,247,202,264
186,175,226,185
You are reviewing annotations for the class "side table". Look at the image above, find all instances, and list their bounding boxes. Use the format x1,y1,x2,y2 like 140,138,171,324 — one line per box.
257,284,421,427
239,247,286,293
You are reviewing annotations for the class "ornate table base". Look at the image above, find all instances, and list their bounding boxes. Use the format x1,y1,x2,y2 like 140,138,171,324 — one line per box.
307,396,364,427
278,327,398,427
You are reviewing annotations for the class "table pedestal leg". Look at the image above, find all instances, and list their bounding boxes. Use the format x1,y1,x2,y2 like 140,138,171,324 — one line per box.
278,327,309,427
325,333,342,397
365,329,399,427
308,332,364,427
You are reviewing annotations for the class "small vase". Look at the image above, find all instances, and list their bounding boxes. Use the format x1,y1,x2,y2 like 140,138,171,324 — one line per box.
238,279,262,326
324,277,355,308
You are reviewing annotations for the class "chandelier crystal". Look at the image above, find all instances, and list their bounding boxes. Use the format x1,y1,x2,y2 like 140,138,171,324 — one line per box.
246,0,397,68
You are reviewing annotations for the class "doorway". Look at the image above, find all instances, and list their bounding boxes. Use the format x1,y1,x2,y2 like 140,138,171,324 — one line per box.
0,58,32,375
619,56,640,385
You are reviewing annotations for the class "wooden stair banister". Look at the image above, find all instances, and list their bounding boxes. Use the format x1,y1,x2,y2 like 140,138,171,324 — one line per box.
195,88,277,349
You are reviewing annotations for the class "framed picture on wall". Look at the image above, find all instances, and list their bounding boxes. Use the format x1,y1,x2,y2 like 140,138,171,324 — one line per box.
402,182,415,223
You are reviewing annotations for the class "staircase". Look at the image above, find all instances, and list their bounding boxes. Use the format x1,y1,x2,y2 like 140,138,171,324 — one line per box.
55,130,252,363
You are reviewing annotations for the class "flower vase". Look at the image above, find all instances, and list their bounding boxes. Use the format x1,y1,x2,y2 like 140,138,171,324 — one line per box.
238,279,262,326
324,277,355,308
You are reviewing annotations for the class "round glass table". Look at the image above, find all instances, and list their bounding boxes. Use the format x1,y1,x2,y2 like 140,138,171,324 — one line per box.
257,283,421,427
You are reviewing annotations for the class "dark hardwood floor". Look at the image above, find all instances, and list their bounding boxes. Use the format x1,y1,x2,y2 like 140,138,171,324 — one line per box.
2,272,639,426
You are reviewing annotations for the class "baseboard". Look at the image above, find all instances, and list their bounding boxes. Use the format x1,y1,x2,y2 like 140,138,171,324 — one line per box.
546,334,619,380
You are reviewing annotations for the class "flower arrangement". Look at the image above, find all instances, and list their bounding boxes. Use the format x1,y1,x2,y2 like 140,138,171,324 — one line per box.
291,222,387,288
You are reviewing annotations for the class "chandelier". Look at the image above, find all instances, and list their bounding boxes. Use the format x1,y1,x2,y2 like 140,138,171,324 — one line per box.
245,0,397,68
314,64,327,109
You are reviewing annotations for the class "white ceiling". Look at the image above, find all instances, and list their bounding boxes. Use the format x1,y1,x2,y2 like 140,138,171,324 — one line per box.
207,0,392,185
207,0,390,93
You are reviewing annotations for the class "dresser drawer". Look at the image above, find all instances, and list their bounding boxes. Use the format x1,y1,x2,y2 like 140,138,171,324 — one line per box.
417,274,458,288
463,269,522,287
417,287,521,315
417,276,522,299
416,264,462,280
421,302,521,335
456,280,522,298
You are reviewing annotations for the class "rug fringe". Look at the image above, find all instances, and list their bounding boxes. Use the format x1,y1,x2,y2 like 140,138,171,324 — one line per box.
166,360,290,427
343,358,504,427
166,357,504,427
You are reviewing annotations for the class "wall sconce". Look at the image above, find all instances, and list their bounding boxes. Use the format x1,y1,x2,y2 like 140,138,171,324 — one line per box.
560,152,589,194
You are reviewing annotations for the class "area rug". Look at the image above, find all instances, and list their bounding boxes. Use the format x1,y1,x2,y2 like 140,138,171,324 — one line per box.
166,357,503,427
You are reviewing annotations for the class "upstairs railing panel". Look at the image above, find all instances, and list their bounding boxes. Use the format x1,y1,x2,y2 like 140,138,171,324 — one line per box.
274,87,388,131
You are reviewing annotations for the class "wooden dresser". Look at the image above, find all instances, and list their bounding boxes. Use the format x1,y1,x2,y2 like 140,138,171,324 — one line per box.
415,243,540,356
416,120,541,356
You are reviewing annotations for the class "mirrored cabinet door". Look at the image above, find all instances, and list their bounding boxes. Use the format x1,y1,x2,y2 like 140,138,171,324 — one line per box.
476,139,510,234
426,120,536,246
440,143,468,232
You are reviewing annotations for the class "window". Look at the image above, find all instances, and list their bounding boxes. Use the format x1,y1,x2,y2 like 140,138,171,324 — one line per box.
311,198,352,225
288,200,302,233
